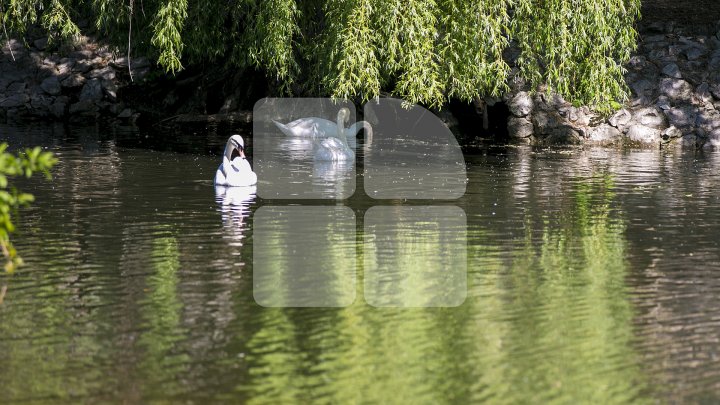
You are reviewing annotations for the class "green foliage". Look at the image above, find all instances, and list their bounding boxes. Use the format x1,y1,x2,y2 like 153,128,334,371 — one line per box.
1,0,79,42
0,144,57,273
1,0,640,110
150,0,188,73
512,0,640,113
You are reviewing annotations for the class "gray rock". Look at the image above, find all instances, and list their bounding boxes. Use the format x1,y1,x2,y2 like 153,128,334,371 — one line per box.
695,109,720,130
648,49,668,61
665,106,698,128
709,55,720,70
508,116,534,139
710,83,720,100
681,134,704,148
130,67,151,81
108,102,125,115
73,60,93,73
588,124,622,143
55,60,74,77
7,82,26,93
70,50,93,60
661,126,683,140
634,107,667,129
69,100,99,115
50,96,68,119
574,107,592,127
40,76,62,96
102,80,118,100
111,55,151,70
117,108,133,118
132,56,151,69
627,55,648,70
0,93,28,108
685,47,707,61
89,66,116,81
656,96,672,110
79,79,103,102
627,124,661,144
508,92,533,117
696,82,713,104
532,111,561,134
662,63,682,78
30,93,53,115
669,45,684,57
544,126,581,144
549,93,568,109
631,79,654,96
707,128,720,147
660,78,694,102
42,55,59,66
643,34,667,44
61,74,86,88
33,37,48,51
609,108,632,131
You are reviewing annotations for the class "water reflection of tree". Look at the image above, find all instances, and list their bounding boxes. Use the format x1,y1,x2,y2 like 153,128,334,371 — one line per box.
237,175,648,403
2,137,253,401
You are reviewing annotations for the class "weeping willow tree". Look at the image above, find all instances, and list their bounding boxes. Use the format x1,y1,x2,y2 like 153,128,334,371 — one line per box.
0,0,640,110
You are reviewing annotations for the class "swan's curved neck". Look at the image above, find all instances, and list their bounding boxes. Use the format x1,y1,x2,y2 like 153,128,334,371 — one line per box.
336,109,349,146
224,139,235,160
350,121,373,150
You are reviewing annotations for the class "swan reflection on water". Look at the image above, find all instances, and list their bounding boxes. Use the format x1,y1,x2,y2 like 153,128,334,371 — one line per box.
277,138,315,161
313,160,353,182
215,185,257,247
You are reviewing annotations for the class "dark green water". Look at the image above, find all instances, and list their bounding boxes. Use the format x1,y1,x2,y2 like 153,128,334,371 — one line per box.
1,123,720,403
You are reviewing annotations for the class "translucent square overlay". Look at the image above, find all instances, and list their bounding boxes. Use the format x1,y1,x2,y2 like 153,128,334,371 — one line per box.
364,206,467,307
253,98,356,200
363,98,467,199
253,206,356,307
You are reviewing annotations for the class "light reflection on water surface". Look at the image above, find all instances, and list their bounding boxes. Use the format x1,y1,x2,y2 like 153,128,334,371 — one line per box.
0,124,719,403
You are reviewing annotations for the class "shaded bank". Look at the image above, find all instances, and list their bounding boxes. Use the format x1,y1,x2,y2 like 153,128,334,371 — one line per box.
5,15,720,149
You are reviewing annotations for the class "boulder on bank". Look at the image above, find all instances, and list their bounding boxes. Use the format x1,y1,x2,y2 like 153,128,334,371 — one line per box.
0,30,154,123
504,20,720,148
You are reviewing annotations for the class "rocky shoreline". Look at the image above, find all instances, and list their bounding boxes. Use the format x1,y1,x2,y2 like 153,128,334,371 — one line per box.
0,35,150,123
505,20,720,148
5,20,720,149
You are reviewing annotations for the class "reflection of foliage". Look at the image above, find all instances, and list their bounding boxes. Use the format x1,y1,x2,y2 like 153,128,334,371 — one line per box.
240,174,649,404
138,233,189,392
0,144,56,273
493,173,647,404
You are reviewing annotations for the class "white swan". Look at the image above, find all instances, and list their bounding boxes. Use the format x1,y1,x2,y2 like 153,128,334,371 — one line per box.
273,107,373,150
314,136,354,161
214,134,258,187
310,109,354,161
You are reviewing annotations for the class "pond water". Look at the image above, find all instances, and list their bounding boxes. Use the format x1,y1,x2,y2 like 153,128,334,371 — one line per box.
1,122,720,403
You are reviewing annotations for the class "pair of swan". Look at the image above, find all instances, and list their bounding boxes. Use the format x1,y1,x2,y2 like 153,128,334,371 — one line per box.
215,134,258,187
273,107,373,161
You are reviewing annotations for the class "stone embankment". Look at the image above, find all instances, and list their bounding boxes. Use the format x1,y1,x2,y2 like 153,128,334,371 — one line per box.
505,20,720,147
7,20,720,150
0,35,150,123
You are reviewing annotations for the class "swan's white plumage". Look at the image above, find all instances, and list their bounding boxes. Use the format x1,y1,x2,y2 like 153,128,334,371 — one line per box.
272,108,373,150
314,137,354,161
214,135,258,187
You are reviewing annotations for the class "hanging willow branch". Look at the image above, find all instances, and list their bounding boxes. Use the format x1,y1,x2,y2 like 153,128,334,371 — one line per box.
0,0,641,111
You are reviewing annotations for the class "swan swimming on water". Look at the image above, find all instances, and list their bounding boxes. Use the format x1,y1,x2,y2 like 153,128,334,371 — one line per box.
309,108,354,161
272,107,373,150
214,134,258,187
314,136,354,161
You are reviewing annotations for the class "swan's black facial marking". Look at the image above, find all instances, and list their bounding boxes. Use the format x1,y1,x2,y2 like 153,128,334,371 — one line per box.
230,147,243,161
